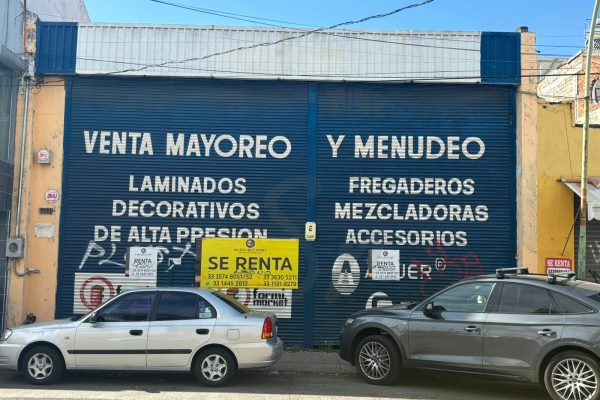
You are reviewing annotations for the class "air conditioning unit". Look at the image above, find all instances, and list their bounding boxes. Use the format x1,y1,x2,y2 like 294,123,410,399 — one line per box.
6,237,24,258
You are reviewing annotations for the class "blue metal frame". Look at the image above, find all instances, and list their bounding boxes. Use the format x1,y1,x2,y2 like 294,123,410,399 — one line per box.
480,32,521,85
303,83,318,347
55,78,73,318
509,87,518,265
35,21,78,75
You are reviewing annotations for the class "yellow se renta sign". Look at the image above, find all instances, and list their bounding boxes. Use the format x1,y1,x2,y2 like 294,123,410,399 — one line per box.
199,238,299,289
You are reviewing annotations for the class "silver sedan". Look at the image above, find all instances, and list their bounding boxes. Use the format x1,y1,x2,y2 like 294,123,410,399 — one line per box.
0,288,283,386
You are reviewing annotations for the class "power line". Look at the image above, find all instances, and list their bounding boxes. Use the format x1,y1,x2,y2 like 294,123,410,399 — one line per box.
0,75,585,103
146,0,486,53
144,0,582,57
74,56,574,74
146,0,582,49
148,0,315,28
3,57,589,89
0,51,589,89
70,36,574,58
0,57,580,91
538,35,585,38
1,70,585,88
101,0,437,75
537,44,584,49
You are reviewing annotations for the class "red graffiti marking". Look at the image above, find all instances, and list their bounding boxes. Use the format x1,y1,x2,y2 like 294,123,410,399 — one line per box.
80,276,116,310
416,242,483,297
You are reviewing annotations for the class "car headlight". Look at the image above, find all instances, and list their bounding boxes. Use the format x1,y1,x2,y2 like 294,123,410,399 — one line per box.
1,329,12,341
344,318,355,327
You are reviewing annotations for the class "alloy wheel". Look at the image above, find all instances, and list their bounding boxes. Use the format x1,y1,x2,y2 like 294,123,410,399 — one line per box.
200,354,228,382
27,353,53,380
551,358,598,400
358,341,391,381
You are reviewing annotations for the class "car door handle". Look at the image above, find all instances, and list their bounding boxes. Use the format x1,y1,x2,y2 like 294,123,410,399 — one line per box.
464,326,481,333
538,329,557,337
196,329,209,335
129,330,143,336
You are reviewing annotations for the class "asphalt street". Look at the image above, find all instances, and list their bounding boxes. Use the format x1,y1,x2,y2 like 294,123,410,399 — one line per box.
0,368,549,400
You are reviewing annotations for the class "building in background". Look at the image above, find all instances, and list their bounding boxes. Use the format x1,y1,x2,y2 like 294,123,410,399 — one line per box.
26,0,89,22
535,102,600,279
538,20,600,125
537,22,600,280
6,21,535,347
0,0,88,333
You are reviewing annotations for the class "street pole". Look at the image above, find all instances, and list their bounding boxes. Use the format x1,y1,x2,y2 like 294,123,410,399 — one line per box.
578,0,600,280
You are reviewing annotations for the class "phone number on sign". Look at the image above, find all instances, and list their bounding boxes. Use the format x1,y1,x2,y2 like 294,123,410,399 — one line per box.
264,275,297,281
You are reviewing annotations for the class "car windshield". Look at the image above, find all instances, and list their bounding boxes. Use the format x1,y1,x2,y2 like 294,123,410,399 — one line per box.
213,291,252,314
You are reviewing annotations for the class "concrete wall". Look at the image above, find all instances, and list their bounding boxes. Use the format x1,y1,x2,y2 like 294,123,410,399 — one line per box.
7,77,65,326
536,101,600,272
517,30,538,271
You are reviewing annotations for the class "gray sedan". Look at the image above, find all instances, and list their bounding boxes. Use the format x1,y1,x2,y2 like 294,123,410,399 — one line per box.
339,269,600,400
0,288,283,386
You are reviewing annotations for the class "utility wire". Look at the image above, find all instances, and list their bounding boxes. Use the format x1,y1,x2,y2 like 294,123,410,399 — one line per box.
148,0,315,28
69,35,575,58
100,0,437,75
2,70,586,88
73,56,575,74
146,0,583,50
1,75,584,103
0,65,579,89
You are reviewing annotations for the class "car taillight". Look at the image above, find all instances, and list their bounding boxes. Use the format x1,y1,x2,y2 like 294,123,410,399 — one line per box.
261,317,273,339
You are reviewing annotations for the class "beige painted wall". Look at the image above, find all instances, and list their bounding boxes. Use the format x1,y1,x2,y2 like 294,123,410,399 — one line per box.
517,30,539,271
6,78,65,327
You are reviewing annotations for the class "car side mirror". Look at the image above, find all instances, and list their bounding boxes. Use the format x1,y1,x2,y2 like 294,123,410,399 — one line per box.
424,302,443,318
88,312,97,323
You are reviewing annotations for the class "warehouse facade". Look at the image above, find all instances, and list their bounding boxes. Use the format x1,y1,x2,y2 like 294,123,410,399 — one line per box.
8,22,531,346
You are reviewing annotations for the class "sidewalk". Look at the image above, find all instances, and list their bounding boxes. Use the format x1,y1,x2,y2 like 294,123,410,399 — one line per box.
270,351,356,375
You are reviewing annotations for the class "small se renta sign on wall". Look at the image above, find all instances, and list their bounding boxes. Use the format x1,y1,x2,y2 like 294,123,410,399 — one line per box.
545,257,573,276
45,189,60,204
37,149,51,164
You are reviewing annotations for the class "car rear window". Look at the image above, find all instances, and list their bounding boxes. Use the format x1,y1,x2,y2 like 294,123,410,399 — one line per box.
551,292,593,314
213,291,251,314
498,283,558,314
155,292,217,321
563,284,600,307
587,293,600,305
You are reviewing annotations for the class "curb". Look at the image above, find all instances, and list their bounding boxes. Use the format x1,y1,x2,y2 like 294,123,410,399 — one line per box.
269,351,356,375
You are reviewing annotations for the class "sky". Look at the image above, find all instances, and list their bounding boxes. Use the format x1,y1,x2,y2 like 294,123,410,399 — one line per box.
83,0,593,58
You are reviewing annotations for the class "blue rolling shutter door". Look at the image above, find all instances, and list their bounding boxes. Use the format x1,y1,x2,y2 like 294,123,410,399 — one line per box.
313,83,517,344
58,77,309,345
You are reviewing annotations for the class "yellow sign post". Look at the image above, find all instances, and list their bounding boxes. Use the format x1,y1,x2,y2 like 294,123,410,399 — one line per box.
198,238,299,289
